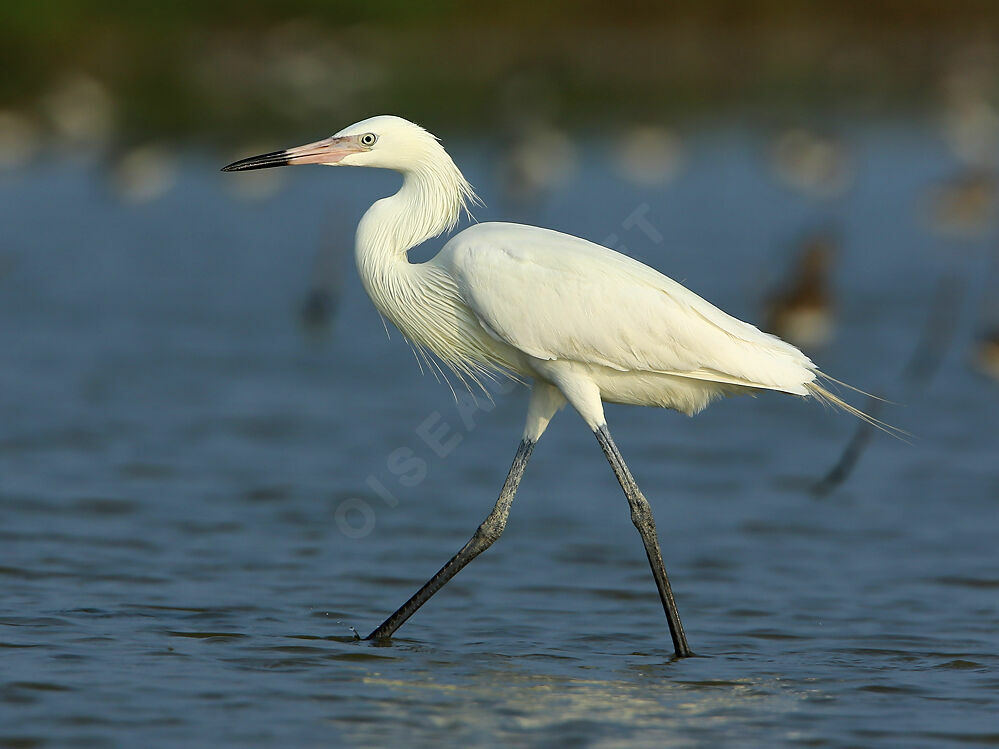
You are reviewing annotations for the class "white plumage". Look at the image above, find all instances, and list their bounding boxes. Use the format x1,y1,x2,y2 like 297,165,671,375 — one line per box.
222,114,870,656
443,222,817,402
339,116,837,436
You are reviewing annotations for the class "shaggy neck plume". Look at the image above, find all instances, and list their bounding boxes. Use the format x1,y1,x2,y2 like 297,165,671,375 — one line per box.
354,143,476,306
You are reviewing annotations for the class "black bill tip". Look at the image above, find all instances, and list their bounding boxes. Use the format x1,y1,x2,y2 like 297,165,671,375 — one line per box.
220,150,291,172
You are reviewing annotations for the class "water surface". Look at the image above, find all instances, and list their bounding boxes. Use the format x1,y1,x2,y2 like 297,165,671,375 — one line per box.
1,125,997,747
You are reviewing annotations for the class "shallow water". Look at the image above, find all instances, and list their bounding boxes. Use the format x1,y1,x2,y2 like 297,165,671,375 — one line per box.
1,125,998,747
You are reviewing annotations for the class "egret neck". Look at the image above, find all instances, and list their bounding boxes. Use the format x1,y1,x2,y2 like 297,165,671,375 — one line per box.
352,146,505,387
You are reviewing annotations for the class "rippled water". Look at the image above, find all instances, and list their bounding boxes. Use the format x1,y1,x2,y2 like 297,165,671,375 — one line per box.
2,125,998,747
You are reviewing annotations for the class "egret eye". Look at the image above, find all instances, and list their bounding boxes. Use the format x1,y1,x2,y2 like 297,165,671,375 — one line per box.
360,133,377,147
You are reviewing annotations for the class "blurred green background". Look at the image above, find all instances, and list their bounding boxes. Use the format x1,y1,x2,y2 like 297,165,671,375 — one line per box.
4,0,999,145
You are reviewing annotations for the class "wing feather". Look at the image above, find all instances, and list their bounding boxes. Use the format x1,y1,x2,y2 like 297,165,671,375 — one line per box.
439,222,816,394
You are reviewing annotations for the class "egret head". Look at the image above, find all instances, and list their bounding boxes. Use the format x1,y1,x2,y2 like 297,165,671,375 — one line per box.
222,115,480,240
221,115,451,173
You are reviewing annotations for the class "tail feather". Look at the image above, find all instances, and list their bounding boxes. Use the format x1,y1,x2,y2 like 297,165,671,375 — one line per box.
804,377,908,440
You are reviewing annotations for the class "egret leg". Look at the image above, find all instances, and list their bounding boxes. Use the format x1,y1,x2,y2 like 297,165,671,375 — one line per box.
365,438,535,640
594,425,692,658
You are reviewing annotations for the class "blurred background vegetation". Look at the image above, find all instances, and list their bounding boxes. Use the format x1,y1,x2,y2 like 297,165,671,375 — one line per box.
4,0,999,146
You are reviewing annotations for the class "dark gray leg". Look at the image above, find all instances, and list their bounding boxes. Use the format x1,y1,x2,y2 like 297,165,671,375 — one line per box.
595,425,692,657
366,438,535,640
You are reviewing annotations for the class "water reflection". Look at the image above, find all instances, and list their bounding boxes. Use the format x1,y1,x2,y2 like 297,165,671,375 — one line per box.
345,669,808,747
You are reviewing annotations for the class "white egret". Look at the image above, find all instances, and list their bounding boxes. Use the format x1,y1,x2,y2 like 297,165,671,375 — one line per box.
222,115,875,658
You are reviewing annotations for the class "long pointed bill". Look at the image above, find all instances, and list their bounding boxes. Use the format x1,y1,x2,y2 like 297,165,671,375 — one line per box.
221,136,363,172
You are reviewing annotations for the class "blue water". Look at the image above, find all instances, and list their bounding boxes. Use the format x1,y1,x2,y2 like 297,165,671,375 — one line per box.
1,124,997,747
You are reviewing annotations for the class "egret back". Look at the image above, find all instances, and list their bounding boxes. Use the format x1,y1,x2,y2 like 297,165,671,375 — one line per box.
437,222,818,396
